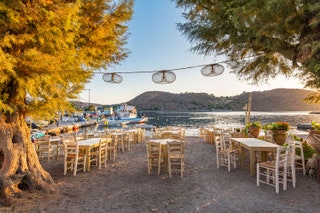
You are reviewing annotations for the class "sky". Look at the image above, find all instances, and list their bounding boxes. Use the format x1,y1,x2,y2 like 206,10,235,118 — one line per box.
79,0,305,105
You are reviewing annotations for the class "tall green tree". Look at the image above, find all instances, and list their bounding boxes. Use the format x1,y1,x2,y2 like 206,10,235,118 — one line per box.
174,0,320,102
0,0,133,204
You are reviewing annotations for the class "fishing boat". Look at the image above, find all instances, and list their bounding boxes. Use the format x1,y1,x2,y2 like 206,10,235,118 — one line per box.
102,103,148,126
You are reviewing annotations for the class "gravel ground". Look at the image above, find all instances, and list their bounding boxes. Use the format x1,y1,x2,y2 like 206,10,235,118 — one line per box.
2,136,320,213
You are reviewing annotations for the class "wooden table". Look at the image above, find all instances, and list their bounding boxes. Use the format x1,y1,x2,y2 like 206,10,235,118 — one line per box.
78,138,105,171
231,138,279,176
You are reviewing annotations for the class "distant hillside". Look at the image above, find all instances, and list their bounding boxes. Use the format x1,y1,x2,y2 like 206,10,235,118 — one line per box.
127,89,320,112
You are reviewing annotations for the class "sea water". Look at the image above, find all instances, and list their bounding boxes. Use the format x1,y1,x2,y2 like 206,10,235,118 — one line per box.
143,111,320,136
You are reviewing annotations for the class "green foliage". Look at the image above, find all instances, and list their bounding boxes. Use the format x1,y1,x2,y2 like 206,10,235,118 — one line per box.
174,0,320,94
0,0,133,119
245,121,261,131
266,122,290,131
300,141,316,160
249,121,261,128
311,121,320,131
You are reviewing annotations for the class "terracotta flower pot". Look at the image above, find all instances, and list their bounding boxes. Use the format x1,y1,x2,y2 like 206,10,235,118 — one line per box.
270,130,288,145
305,130,320,154
249,127,260,138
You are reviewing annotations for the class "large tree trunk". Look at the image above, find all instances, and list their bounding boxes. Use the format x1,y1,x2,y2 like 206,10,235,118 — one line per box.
0,113,55,205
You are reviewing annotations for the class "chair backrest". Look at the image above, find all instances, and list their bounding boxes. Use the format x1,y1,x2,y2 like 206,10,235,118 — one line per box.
160,132,173,139
221,134,232,150
167,141,185,157
215,135,223,151
63,140,79,158
37,135,50,142
50,135,61,140
288,140,304,156
99,138,108,152
286,139,305,168
61,135,75,143
126,131,135,142
231,132,244,138
265,130,275,143
275,146,288,170
146,141,162,157
214,128,223,134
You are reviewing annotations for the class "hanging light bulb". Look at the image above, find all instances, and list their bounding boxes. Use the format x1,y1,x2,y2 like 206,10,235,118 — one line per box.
152,70,176,84
201,63,224,77
102,73,123,83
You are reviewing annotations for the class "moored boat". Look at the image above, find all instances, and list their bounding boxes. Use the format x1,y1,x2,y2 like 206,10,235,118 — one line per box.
102,103,148,126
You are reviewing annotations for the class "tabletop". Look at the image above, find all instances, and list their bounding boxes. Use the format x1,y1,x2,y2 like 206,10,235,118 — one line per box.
231,138,279,148
232,137,279,176
149,139,182,145
78,138,102,146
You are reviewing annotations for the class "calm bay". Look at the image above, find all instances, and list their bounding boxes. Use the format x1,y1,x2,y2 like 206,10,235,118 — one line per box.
143,111,320,136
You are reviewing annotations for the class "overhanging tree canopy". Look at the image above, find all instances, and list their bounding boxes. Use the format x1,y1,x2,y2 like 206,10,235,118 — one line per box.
0,0,133,205
174,0,320,102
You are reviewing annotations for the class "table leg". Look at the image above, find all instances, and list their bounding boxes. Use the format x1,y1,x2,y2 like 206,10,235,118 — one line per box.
86,147,91,172
250,148,255,176
162,144,168,172
239,146,245,169
55,142,59,159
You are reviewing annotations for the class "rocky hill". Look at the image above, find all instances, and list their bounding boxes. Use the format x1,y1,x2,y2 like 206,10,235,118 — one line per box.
126,88,320,112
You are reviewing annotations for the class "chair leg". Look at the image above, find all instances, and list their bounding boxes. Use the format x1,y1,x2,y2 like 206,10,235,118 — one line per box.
168,159,172,178
257,164,260,186
157,157,161,175
73,158,78,176
275,170,279,193
180,158,183,177
64,157,67,175
97,152,101,170
228,156,231,172
283,166,287,191
302,159,306,175
147,159,151,175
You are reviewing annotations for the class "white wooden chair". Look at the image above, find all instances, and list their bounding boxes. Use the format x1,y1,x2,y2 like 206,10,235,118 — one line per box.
287,139,306,175
286,142,297,188
257,146,288,193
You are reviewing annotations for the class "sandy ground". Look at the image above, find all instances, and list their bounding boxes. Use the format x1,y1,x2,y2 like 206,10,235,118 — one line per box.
1,136,320,213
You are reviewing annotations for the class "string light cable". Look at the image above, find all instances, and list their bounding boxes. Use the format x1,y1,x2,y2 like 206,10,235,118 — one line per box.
93,61,226,84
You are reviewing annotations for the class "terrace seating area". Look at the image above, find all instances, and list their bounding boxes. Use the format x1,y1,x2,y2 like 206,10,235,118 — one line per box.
200,125,310,194
34,127,145,176
34,124,312,195
23,124,320,213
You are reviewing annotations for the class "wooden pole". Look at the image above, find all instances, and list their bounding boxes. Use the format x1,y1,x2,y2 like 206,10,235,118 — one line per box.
245,93,252,126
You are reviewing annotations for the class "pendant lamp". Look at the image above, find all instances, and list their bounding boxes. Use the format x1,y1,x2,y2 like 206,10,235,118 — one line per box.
201,63,224,77
102,73,123,84
152,70,176,84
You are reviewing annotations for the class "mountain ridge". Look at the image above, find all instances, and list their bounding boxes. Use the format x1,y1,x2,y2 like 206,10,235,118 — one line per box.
126,88,320,112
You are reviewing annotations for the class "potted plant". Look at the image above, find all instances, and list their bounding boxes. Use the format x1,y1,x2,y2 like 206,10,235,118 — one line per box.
246,121,261,138
266,122,290,145
311,121,320,132
287,135,316,161
306,121,320,154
